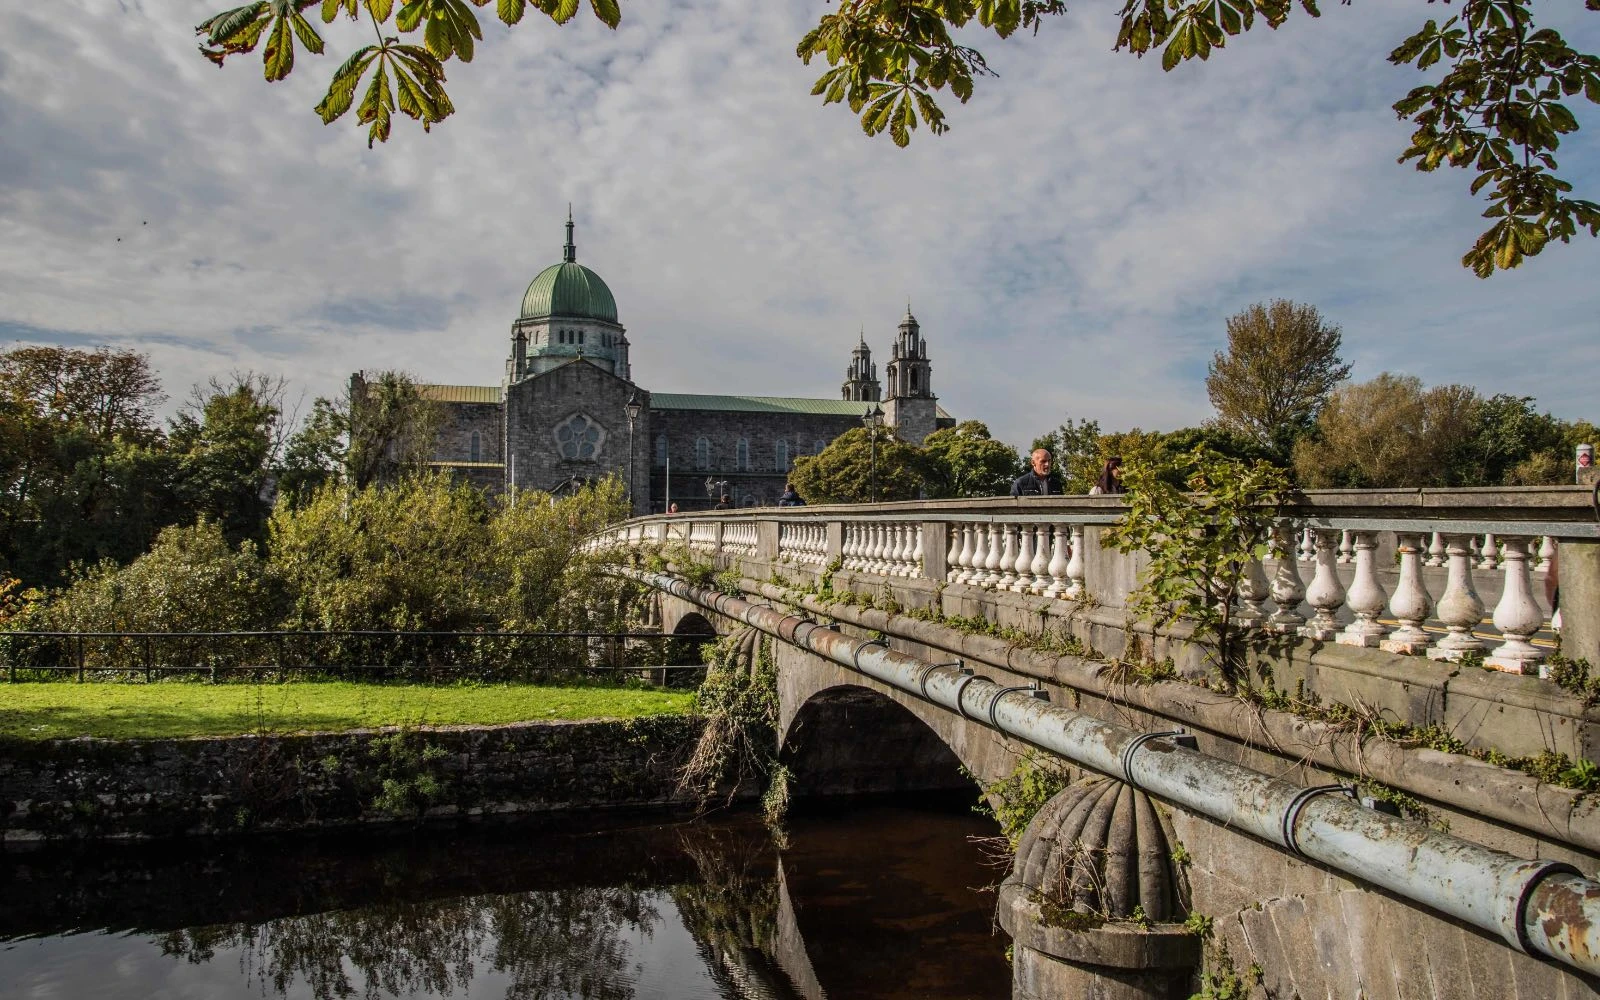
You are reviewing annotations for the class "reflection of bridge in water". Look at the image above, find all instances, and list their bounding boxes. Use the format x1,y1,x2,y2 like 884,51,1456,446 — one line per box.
604,487,1600,1000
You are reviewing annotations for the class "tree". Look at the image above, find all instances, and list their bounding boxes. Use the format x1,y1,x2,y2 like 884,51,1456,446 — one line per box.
1292,373,1482,488
788,426,926,504
1206,300,1350,457
276,371,442,499
921,421,1020,498
170,373,288,546
195,0,1600,276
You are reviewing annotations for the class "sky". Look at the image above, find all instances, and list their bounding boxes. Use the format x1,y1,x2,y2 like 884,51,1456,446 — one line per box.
1,1,1597,452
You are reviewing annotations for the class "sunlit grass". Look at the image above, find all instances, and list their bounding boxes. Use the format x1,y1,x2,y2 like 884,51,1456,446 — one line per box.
0,679,694,740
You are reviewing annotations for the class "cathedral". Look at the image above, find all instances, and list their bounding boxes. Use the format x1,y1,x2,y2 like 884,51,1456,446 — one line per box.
390,213,953,513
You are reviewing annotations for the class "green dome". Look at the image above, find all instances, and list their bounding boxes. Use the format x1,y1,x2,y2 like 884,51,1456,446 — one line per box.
520,261,618,323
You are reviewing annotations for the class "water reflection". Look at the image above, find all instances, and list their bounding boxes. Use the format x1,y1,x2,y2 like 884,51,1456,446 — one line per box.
0,805,1006,1000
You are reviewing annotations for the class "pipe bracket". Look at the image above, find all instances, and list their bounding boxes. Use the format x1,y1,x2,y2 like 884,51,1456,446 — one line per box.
1119,731,1194,791
988,685,1038,730
1280,784,1352,856
852,637,890,671
952,672,986,722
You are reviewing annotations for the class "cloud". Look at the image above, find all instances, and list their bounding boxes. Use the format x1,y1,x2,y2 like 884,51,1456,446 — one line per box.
0,0,1595,451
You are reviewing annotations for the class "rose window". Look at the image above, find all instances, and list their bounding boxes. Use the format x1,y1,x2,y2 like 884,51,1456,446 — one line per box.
554,413,605,460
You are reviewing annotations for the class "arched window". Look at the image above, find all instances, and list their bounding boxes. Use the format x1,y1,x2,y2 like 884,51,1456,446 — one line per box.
736,438,750,471
742,495,757,508
910,369,919,391
469,431,481,463
815,439,826,455
655,434,668,468
774,439,788,470
579,330,586,345
695,437,711,470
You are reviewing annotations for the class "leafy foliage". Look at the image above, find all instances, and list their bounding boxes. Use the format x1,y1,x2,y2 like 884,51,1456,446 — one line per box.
788,425,929,503
10,519,283,634
1206,299,1350,457
920,420,1021,498
197,0,621,147
1106,446,1293,685
195,0,1600,274
677,629,781,813
971,748,1071,850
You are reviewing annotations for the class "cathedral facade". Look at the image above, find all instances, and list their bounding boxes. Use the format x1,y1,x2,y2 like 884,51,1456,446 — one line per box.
401,214,953,512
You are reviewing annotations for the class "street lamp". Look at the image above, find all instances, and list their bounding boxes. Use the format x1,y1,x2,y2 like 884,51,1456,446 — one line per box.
624,393,642,513
704,476,729,508
862,404,884,503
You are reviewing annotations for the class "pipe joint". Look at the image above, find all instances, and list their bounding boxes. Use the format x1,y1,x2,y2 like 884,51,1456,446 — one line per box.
1119,731,1194,791
1279,784,1352,856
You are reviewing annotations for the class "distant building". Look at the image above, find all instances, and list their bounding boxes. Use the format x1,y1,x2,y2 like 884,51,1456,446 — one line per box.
395,212,953,512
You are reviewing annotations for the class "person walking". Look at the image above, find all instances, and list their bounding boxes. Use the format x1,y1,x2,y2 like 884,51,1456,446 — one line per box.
778,483,805,507
1089,456,1125,495
1010,449,1062,497
713,494,733,510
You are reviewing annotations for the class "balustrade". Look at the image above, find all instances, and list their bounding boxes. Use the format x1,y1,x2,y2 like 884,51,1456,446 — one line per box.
604,491,1582,681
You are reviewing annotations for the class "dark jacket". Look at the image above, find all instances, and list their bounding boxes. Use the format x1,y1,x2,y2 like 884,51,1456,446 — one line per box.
778,490,804,507
1009,470,1062,497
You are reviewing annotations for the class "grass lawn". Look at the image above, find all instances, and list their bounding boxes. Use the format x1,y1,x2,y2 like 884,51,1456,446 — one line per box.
0,680,695,741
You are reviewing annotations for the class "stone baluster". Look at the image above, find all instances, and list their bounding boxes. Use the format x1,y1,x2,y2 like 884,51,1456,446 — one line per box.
910,524,924,577
895,524,913,577
1337,531,1389,647
1235,538,1271,627
847,524,865,571
967,524,989,586
1299,530,1346,641
1478,533,1498,571
1064,525,1086,600
982,524,1005,588
1427,534,1486,661
1380,534,1433,655
882,524,900,576
996,526,1018,589
1298,527,1315,564
1536,536,1555,575
1267,522,1306,633
872,524,890,575
1336,529,1354,564
1006,524,1031,592
1485,537,1547,674
1425,531,1446,568
1044,525,1069,598
1029,525,1051,593
955,524,976,584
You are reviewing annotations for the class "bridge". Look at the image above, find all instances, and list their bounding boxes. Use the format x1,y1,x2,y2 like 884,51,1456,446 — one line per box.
597,487,1600,1000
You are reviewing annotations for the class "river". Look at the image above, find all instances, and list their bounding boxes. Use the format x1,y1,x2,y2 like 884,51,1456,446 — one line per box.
0,803,1010,999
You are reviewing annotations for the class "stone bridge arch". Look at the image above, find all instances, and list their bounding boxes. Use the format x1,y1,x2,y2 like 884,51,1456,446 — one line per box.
772,639,1029,803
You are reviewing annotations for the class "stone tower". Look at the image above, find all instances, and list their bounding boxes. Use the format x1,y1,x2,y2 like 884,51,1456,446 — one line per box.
882,305,939,445
506,209,631,384
841,330,882,402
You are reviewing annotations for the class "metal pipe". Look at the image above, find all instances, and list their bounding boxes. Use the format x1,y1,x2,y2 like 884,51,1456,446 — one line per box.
641,570,1600,976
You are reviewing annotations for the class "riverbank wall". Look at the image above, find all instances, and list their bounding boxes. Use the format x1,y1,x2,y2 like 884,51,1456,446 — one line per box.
0,715,712,843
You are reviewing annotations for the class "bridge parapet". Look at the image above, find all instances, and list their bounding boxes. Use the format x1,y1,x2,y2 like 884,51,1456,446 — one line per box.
601,487,1599,673
598,488,1600,761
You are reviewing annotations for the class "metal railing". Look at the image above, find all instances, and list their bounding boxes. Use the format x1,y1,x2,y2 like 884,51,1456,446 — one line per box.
0,630,718,683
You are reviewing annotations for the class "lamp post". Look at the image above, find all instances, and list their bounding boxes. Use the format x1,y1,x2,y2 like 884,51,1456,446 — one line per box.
862,403,884,503
624,393,642,514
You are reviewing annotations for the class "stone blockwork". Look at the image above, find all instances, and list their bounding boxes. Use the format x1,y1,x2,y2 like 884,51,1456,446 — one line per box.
505,359,650,511
0,716,702,843
434,401,502,465
647,408,858,510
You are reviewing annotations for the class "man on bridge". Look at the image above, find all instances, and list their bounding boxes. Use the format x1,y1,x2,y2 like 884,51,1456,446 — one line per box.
1010,449,1062,497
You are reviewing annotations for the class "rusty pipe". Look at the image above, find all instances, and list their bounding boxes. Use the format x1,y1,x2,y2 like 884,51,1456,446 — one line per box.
641,571,1600,976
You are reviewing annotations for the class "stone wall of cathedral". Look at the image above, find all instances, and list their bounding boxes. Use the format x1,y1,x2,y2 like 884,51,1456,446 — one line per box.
646,409,859,511
504,363,651,511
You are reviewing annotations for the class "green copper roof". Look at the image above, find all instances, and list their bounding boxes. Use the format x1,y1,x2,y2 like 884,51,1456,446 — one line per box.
520,261,618,323
649,394,872,415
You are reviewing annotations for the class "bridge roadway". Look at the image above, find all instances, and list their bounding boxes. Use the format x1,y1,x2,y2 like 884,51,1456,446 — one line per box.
601,487,1600,1000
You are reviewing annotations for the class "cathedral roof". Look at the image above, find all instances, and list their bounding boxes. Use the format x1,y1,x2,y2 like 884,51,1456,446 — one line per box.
520,261,618,323
519,211,619,323
653,394,888,416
